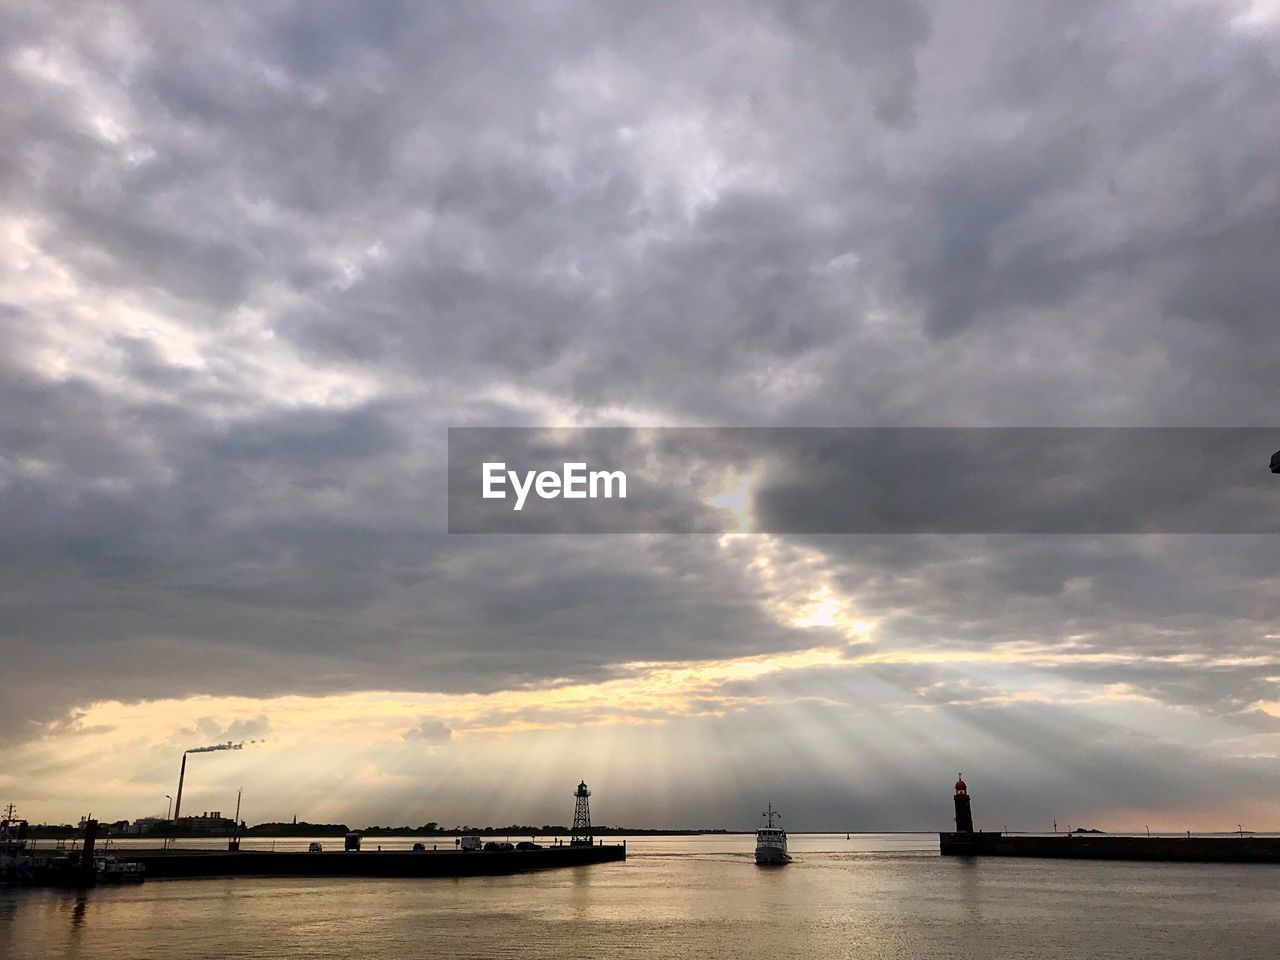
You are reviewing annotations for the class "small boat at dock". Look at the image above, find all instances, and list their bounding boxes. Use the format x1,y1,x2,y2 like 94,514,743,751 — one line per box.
2,810,146,887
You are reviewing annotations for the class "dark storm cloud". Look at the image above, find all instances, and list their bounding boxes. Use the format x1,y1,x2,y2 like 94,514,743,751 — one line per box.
1,0,1279,820
449,427,1280,533
403,718,452,745
774,0,932,126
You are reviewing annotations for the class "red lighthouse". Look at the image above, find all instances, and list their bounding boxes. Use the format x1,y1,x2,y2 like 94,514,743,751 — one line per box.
953,774,974,833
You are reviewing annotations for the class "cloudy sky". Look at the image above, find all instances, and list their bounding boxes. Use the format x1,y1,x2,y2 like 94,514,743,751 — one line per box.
2,0,1279,832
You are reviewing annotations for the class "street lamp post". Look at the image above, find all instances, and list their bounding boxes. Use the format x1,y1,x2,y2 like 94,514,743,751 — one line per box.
165,795,172,820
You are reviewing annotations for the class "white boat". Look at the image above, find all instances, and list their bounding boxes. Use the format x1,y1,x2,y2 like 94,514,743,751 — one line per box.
755,803,790,865
95,857,146,883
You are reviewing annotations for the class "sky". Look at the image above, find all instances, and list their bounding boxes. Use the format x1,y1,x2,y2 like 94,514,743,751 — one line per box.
1,0,1279,832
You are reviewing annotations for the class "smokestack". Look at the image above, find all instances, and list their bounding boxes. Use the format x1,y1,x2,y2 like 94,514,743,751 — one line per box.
174,740,257,822
174,752,188,822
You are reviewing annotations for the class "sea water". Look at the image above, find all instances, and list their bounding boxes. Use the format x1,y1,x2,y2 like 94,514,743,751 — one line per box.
3,834,1277,959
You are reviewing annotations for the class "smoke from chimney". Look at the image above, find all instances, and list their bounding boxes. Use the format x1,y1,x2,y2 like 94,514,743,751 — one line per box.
184,739,264,755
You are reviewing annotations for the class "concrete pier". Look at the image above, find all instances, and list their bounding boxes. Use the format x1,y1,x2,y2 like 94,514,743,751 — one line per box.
939,832,1280,863
120,843,625,879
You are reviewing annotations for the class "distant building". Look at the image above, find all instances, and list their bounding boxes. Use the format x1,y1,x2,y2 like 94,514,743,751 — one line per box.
175,811,237,832
106,816,170,836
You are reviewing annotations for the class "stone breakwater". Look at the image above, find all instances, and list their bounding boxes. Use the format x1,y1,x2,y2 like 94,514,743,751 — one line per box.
939,832,1280,863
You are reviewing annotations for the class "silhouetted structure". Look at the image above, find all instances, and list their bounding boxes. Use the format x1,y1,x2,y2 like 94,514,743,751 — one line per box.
570,780,592,846
173,742,245,821
938,777,1280,862
953,775,974,833
116,842,625,878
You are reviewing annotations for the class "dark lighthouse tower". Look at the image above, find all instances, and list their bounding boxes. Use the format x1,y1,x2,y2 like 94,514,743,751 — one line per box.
953,774,974,833
570,780,593,846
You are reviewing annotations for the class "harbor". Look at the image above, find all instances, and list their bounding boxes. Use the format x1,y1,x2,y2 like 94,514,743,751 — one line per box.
939,831,1280,863
2,780,625,886
103,842,625,879
939,777,1280,864
7,832,1276,960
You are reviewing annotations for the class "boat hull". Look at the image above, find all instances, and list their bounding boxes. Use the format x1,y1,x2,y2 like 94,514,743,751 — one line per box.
754,844,791,865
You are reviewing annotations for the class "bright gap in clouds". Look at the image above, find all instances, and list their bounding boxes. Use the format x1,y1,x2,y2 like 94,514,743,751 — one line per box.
5,534,1278,829
9,626,1278,830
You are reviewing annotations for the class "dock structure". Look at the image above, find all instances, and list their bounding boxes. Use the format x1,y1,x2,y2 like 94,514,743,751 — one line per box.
938,776,1280,863
6,778,628,885
115,843,626,879
939,831,1280,863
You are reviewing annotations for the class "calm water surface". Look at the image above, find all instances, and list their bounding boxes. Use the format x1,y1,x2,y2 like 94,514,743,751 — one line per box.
4,834,1278,959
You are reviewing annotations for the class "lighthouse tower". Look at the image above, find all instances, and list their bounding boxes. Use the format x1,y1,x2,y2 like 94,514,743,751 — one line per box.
953,775,974,833
570,780,593,846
